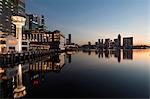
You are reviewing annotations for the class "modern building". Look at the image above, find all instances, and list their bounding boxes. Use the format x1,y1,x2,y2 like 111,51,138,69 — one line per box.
104,39,110,49
0,0,13,34
12,0,25,16
50,30,65,51
114,39,119,48
25,14,45,30
118,34,121,47
123,37,133,49
0,0,25,35
68,34,71,44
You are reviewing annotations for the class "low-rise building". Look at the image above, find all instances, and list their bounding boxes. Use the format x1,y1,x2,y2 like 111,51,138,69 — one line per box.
23,30,50,51
50,30,65,51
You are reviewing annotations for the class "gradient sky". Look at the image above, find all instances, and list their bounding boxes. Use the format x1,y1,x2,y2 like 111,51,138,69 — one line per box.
26,0,150,45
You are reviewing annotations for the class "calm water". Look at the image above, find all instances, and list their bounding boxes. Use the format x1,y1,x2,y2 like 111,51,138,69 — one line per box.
0,49,150,98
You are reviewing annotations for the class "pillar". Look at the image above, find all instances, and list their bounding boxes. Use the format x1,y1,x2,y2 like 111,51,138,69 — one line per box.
11,16,26,53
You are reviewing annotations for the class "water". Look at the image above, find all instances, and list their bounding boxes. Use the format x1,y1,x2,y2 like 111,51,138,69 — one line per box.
0,49,150,98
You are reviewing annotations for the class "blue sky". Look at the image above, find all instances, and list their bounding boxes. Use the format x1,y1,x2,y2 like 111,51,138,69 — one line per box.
26,0,150,45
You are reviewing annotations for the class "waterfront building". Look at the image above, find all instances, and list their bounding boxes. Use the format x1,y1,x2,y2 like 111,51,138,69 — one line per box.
0,0,13,34
0,32,17,53
123,37,133,49
118,34,121,47
12,0,26,16
104,39,110,49
114,38,119,48
66,38,69,45
109,41,115,49
0,0,25,35
50,30,65,51
23,30,50,51
25,14,45,30
68,34,71,45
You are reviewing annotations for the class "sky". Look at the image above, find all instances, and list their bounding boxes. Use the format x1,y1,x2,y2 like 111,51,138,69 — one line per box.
26,0,150,45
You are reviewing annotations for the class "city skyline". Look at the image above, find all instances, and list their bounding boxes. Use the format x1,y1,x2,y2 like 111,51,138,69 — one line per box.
26,0,150,45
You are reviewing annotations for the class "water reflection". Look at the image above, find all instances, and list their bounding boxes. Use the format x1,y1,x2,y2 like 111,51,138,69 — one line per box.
29,53,65,72
67,54,72,63
13,64,26,98
0,53,66,98
0,50,149,98
83,49,133,63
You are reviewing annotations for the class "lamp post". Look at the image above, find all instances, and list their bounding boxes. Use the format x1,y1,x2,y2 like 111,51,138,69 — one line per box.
11,16,26,53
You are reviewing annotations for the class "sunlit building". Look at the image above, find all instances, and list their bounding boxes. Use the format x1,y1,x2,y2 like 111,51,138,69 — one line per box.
123,37,133,49
50,30,65,51
23,30,50,51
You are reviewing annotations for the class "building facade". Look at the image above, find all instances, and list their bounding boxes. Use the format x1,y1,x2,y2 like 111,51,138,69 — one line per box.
25,14,45,30
23,30,50,51
0,0,25,35
123,37,133,49
50,30,65,51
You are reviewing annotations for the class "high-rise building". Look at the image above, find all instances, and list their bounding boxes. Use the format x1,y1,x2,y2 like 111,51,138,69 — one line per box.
68,34,71,44
123,37,133,49
26,14,45,30
118,34,121,47
98,39,100,44
105,39,110,49
0,0,25,34
12,0,25,16
0,0,13,33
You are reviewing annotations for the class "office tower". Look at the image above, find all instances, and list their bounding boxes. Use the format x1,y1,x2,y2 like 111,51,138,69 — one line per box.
0,0,25,34
88,41,91,45
68,34,71,44
0,0,13,33
118,34,121,47
98,39,100,44
105,39,110,49
12,0,25,16
26,14,45,30
101,39,103,44
123,37,133,49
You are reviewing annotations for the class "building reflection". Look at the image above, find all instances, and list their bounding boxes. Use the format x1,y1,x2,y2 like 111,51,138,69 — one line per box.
67,54,72,63
0,64,27,98
28,53,66,87
123,49,133,60
83,49,133,62
0,53,66,98
29,53,65,72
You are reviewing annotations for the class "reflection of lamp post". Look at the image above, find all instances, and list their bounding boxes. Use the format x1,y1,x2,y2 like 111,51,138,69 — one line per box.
13,64,26,98
11,16,26,53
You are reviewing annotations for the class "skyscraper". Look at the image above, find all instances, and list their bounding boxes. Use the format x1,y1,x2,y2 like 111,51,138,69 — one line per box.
26,14,45,30
0,0,25,34
0,0,13,34
12,0,25,16
123,37,133,49
118,34,121,47
68,34,71,44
